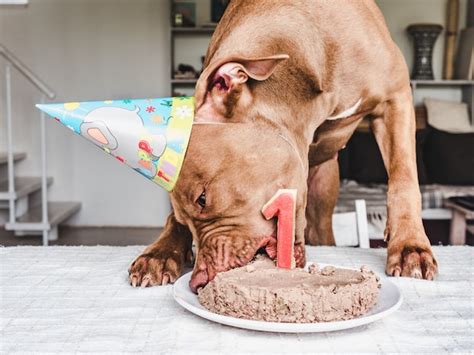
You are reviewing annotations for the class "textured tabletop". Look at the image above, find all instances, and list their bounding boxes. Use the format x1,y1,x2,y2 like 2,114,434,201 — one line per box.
1,245,473,354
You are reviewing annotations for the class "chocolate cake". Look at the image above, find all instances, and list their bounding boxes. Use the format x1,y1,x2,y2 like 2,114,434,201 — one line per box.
198,256,380,323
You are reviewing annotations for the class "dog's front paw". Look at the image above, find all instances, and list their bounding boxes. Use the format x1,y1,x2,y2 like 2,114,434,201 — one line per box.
385,225,438,280
128,247,191,287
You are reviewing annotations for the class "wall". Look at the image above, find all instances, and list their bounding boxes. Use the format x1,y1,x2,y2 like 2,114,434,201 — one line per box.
0,0,172,226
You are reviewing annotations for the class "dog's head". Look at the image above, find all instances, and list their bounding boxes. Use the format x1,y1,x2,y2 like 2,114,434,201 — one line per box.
171,123,307,292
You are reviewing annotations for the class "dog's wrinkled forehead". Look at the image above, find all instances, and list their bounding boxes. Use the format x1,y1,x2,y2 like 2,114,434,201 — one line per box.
174,122,302,191
184,122,263,169
191,121,305,171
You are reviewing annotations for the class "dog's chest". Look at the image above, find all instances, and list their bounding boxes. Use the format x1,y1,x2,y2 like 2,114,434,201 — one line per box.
309,112,365,167
327,99,363,121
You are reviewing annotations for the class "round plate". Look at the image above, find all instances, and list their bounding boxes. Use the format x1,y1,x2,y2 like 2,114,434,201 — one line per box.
173,265,402,333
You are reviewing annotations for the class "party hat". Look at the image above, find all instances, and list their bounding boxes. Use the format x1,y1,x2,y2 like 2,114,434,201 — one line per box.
36,97,194,191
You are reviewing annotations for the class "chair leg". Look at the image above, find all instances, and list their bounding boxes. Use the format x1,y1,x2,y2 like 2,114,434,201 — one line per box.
355,200,370,248
449,210,466,245
42,230,49,246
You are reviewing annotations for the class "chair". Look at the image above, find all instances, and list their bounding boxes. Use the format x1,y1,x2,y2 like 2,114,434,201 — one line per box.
332,199,370,248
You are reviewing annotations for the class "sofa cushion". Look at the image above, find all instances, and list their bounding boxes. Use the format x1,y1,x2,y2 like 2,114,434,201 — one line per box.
425,98,474,133
338,146,351,179
424,126,474,185
348,131,386,183
348,130,429,184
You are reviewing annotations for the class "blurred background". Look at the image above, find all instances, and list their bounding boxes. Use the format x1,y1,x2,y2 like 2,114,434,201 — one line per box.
0,0,472,246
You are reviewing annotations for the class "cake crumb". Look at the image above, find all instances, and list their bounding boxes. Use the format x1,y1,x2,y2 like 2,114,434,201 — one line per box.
321,266,336,276
360,265,377,280
308,264,319,274
246,265,256,273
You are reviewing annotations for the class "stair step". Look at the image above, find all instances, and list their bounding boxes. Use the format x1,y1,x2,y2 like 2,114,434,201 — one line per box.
5,201,81,231
0,152,27,165
0,177,53,200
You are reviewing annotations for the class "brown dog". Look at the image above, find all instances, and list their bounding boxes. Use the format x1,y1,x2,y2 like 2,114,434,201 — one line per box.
129,0,437,291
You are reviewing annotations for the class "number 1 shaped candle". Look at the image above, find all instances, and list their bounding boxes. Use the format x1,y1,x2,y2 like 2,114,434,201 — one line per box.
261,189,297,269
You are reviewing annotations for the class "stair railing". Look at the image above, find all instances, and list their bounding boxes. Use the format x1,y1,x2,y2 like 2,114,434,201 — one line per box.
1,43,56,245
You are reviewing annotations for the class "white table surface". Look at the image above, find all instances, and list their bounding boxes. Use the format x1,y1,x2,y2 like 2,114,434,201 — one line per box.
1,245,472,354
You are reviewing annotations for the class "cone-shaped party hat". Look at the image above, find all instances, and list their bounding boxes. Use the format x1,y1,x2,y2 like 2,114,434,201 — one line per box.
36,97,194,191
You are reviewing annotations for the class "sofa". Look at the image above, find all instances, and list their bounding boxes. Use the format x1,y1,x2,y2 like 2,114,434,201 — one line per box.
335,106,474,245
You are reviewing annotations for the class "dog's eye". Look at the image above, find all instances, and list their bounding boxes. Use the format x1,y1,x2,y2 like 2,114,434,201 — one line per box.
196,191,206,208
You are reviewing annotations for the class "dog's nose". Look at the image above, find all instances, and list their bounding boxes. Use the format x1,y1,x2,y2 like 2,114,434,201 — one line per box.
189,268,209,293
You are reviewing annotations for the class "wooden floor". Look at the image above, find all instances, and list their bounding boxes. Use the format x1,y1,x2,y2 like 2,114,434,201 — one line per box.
0,226,162,246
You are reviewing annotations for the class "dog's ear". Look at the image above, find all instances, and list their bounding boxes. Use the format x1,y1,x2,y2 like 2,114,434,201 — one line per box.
194,54,289,121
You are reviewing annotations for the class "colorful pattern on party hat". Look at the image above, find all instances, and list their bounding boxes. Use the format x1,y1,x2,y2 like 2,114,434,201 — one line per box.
36,97,194,191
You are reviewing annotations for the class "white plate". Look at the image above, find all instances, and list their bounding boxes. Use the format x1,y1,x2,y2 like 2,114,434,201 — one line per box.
173,264,402,333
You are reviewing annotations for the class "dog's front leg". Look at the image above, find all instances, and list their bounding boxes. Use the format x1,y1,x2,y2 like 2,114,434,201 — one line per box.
128,213,193,287
305,159,339,246
372,90,438,280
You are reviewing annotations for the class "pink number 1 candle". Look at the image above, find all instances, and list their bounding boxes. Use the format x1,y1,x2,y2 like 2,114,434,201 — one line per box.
261,189,297,269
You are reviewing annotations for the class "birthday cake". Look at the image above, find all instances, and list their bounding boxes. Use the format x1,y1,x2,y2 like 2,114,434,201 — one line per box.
197,256,380,323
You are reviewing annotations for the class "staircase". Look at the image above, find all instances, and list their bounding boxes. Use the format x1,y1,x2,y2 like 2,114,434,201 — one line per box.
1,44,81,245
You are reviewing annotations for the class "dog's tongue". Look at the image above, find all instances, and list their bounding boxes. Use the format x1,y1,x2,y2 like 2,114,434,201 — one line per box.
189,269,209,294
264,238,277,259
